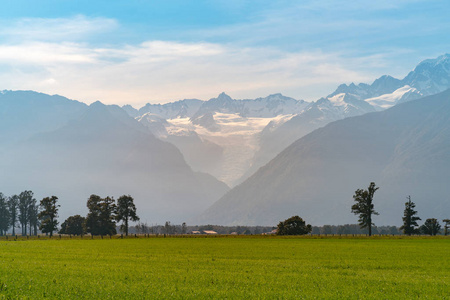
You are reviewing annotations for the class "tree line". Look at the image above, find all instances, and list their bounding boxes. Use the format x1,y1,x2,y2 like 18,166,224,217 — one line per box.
0,192,139,237
0,191,40,236
277,182,449,236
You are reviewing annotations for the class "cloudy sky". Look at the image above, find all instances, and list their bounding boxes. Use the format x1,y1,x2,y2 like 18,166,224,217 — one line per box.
1,0,449,107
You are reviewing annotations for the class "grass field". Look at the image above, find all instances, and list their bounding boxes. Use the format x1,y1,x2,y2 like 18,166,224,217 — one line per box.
0,236,448,299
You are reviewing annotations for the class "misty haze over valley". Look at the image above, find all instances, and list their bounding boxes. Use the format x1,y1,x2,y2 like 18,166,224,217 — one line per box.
1,54,450,226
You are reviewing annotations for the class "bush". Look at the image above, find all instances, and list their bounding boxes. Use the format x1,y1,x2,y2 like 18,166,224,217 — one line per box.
276,216,312,235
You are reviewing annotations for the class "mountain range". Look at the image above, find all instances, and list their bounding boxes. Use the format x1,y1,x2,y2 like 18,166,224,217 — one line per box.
1,54,449,225
195,89,450,225
124,54,449,186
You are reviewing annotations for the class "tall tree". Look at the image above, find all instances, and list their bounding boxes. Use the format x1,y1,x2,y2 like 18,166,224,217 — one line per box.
399,196,421,236
59,215,86,235
420,218,441,236
28,199,39,236
85,194,102,235
7,195,19,236
85,195,116,236
276,215,312,235
99,196,116,236
116,195,139,236
0,193,11,236
351,182,379,236
38,196,59,237
443,219,450,236
19,190,34,236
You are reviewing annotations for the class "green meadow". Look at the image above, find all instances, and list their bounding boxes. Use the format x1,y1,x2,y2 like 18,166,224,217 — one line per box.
0,236,448,299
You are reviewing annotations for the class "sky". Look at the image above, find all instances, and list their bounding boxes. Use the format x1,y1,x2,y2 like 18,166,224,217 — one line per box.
0,0,449,107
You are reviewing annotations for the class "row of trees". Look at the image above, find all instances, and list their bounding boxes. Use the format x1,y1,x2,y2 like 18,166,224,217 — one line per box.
0,191,57,236
0,192,140,237
351,182,449,236
59,194,139,236
276,182,449,236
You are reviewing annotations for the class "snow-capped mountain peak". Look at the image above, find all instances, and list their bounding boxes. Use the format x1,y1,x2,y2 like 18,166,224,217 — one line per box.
403,53,450,96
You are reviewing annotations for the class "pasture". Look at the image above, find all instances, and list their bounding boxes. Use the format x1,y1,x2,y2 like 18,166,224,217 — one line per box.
0,236,448,299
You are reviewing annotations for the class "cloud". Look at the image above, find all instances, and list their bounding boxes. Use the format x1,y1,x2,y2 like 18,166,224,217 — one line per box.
0,15,118,42
0,36,379,106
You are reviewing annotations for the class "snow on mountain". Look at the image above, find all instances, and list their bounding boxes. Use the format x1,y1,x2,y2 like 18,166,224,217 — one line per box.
237,92,376,184
160,112,283,185
238,54,450,184
191,92,307,119
194,89,450,226
131,92,308,186
403,53,450,96
137,113,169,137
328,75,403,100
318,93,375,116
137,99,203,119
365,85,423,110
330,54,450,102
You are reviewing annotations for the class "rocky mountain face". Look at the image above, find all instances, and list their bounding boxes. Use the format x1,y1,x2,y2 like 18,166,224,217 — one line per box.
194,89,450,226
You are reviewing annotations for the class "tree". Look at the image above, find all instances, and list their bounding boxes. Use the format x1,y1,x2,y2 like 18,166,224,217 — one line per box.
276,216,312,235
85,194,102,235
59,215,86,235
116,195,139,236
420,218,441,236
38,196,59,237
19,190,34,235
443,219,450,236
85,195,116,236
0,193,11,236
8,195,19,236
28,199,39,236
399,196,421,236
321,225,333,234
164,221,176,234
351,182,379,236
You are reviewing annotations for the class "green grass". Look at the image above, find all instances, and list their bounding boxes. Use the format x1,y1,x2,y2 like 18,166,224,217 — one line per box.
0,236,448,299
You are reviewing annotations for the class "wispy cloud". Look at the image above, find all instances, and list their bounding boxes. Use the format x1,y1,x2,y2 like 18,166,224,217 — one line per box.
0,15,118,42
0,37,377,106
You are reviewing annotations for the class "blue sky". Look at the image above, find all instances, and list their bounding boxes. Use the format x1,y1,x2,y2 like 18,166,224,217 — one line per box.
0,0,449,106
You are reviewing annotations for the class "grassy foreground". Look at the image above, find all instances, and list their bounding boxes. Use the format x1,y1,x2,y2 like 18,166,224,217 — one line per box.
0,236,448,299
